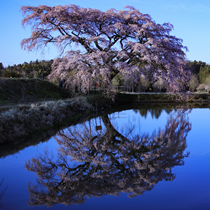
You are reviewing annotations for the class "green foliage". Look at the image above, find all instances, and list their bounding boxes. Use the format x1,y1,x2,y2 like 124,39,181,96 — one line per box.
1,59,53,79
204,75,210,85
1,70,21,78
0,63,4,71
198,65,210,84
2,58,210,93
113,73,124,86
186,60,206,75
0,78,73,104
186,60,210,90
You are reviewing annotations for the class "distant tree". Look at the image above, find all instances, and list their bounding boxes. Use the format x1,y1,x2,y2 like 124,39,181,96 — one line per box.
1,69,21,78
0,63,3,70
0,63,4,77
186,61,196,75
198,65,210,84
21,4,190,93
1,60,53,79
200,75,210,92
192,60,205,75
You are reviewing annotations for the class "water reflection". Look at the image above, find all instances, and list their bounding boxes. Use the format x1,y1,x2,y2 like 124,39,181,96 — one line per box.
25,110,191,207
139,109,163,119
138,108,174,119
0,179,8,209
0,105,180,158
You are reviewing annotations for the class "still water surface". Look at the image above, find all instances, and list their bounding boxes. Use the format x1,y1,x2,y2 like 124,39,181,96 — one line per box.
1,105,210,210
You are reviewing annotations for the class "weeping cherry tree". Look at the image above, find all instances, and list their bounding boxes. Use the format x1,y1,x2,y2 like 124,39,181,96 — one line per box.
20,4,190,93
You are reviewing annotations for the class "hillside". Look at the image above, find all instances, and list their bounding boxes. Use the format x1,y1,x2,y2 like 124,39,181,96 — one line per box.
0,78,72,105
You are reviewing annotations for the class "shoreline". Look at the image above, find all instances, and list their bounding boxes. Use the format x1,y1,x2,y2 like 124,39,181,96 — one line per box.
0,99,188,158
1,92,210,137
1,94,210,158
1,92,210,143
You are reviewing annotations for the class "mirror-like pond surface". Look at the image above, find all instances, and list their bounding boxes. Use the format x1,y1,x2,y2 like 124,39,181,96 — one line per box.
1,105,210,210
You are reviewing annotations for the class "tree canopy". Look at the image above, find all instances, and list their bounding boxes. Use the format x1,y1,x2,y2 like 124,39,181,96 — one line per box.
21,4,190,92
1,60,53,79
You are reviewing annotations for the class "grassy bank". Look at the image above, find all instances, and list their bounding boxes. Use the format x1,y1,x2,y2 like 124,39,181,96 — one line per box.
1,78,210,146
0,102,191,158
1,78,210,105
0,91,204,146
1,92,210,158
0,97,93,143
0,78,115,145
0,78,72,104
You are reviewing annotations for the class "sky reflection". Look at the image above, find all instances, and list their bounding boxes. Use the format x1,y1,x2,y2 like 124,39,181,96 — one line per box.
0,106,210,209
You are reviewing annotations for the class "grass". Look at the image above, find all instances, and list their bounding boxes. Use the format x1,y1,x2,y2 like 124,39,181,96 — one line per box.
0,97,93,144
0,78,73,105
40,89,61,99
26,90,34,96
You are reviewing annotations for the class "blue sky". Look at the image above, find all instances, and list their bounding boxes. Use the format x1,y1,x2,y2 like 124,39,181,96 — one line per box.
1,0,210,67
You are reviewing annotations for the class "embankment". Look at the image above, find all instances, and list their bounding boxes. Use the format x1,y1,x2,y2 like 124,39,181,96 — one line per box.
0,102,189,158
0,78,72,104
1,78,210,158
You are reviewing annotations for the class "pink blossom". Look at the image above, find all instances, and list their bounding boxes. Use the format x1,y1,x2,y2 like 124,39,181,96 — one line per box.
21,4,190,93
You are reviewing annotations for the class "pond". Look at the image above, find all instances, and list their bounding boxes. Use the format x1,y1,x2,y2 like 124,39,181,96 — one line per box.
1,104,210,210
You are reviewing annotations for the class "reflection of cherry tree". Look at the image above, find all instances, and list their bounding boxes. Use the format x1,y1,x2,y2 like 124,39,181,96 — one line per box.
0,179,7,209
26,111,191,207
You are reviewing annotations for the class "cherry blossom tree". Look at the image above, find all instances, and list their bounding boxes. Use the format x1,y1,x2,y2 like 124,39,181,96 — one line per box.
25,111,191,207
21,4,190,93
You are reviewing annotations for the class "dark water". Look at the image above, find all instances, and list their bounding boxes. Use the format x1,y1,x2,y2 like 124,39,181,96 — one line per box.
1,106,210,210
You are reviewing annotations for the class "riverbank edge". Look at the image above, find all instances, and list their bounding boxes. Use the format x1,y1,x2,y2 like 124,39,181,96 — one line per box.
1,93,210,158
1,93,210,144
